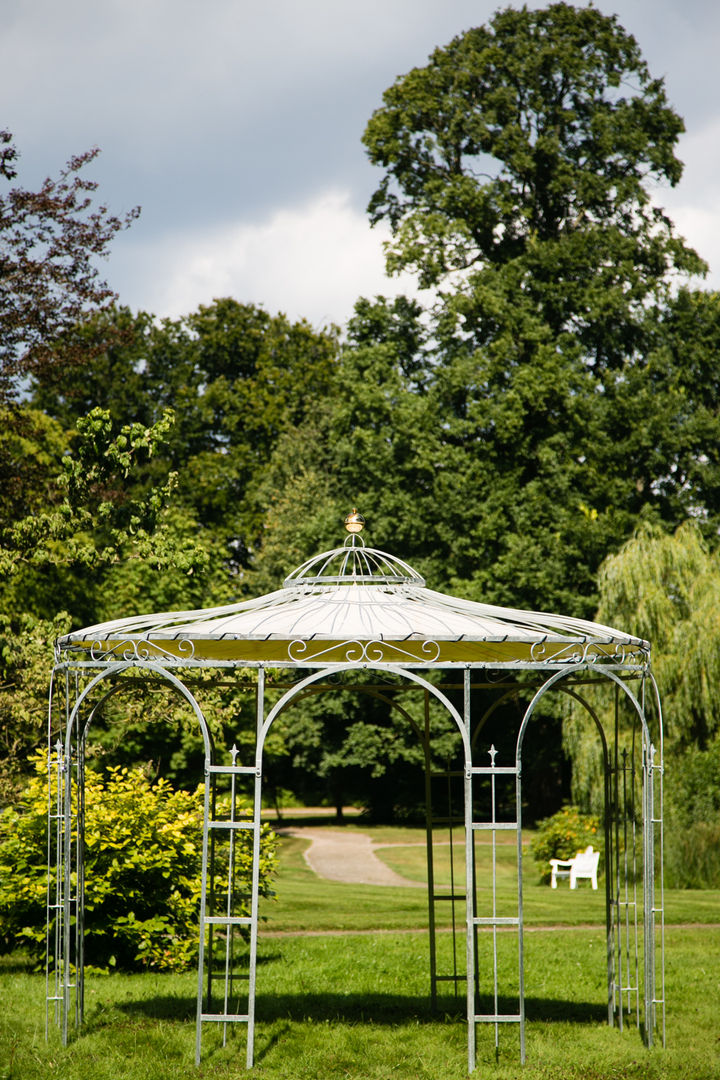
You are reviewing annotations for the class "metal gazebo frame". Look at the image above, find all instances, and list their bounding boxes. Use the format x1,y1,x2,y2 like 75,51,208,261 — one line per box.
45,521,665,1073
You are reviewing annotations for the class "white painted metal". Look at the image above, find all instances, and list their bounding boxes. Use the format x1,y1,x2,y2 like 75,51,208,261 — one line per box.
56,537,648,668
46,529,664,1074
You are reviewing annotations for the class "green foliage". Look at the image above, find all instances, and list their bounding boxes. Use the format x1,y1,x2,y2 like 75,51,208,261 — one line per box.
564,522,720,886
31,299,340,575
363,3,700,296
0,753,277,970
0,613,70,803
0,130,139,406
530,805,602,883
663,739,720,889
0,406,211,606
3,408,178,577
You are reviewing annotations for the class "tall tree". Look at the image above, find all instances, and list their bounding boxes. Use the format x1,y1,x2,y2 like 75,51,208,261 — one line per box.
359,3,719,616
363,2,702,320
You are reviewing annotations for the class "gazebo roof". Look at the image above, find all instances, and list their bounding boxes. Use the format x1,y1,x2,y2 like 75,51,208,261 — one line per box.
57,531,649,668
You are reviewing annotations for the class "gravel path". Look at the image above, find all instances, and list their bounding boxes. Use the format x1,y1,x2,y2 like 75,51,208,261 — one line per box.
278,826,425,888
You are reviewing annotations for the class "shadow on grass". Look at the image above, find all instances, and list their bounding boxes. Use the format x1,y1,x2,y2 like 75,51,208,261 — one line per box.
111,990,606,1027
257,992,606,1026
0,955,36,974
105,994,198,1024
269,814,359,829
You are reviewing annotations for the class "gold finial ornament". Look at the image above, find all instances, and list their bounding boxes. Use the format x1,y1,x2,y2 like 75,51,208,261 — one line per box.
344,508,365,534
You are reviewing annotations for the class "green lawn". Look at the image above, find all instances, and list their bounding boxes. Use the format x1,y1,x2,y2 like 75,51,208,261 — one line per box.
262,828,720,932
2,822,719,1080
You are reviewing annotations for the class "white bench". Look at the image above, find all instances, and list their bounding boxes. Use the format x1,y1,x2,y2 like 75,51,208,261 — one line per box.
549,845,599,890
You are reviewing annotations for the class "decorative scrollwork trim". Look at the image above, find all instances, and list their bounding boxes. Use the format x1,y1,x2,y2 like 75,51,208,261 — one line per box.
89,637,196,662
287,637,441,663
529,639,647,666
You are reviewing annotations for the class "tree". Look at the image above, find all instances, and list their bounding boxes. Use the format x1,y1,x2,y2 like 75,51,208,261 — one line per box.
563,522,720,886
0,407,204,610
358,3,720,617
0,407,215,801
0,130,138,404
363,3,702,315
593,522,720,754
31,299,340,578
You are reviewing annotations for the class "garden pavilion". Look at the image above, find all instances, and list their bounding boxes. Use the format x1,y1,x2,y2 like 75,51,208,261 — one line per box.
47,512,665,1073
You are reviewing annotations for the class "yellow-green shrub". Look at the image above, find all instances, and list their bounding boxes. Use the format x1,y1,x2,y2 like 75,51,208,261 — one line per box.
0,753,277,970
530,804,602,884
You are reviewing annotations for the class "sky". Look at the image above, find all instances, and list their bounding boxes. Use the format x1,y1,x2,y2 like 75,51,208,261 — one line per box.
2,0,719,331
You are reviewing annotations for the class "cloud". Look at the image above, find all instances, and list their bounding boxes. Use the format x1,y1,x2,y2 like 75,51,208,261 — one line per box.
4,0,720,323
111,131,720,330
113,189,421,328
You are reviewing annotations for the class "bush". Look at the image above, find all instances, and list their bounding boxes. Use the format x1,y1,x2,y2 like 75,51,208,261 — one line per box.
663,739,720,888
664,818,720,889
530,804,602,884
0,753,277,970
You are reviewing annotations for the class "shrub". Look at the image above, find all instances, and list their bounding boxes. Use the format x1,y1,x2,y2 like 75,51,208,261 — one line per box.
0,752,277,970
663,738,720,888
664,818,720,889
530,804,602,884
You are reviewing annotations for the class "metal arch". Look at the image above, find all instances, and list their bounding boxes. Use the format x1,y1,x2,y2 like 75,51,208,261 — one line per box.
643,671,666,1047
256,664,471,762
553,684,611,764
514,665,662,1049
263,682,427,742
250,662,476,1071
61,661,215,761
76,673,212,752
52,661,215,1047
646,671,666,761
467,675,613,754
79,680,140,744
515,667,652,757
470,685,523,751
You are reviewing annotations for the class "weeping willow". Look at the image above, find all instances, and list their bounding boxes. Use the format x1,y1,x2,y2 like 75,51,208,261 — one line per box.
564,521,720,885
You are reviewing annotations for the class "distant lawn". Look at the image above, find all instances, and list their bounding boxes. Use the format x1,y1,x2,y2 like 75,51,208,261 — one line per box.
2,822,718,1080
263,826,720,933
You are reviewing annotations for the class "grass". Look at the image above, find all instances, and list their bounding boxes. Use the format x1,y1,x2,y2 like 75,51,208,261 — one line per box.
2,821,719,1079
263,826,720,933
